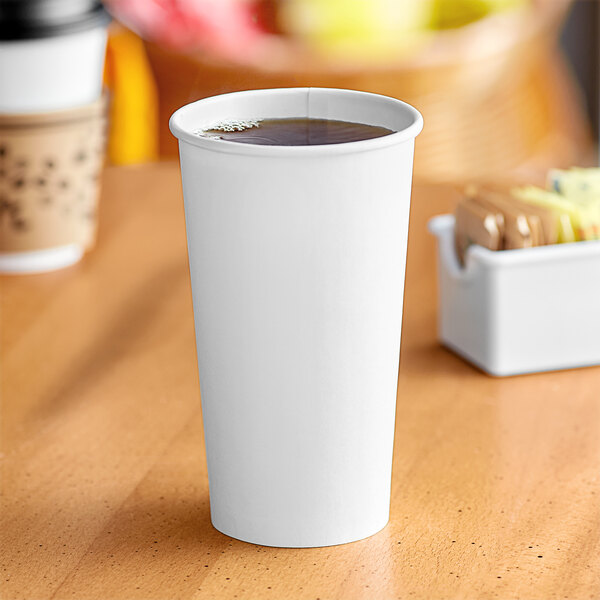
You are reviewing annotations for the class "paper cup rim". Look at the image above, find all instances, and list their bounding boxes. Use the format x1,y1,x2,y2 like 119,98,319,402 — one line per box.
169,87,423,156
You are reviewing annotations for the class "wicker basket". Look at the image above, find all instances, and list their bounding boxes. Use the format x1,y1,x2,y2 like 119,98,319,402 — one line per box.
146,0,593,182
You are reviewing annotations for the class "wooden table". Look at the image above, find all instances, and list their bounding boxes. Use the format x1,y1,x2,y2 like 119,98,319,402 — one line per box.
2,163,599,600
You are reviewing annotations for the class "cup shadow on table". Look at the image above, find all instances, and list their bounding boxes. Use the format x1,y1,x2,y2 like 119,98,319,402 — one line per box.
400,340,483,378
28,260,191,425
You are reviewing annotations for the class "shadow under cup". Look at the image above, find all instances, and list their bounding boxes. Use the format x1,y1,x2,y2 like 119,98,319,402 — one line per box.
170,88,423,548
0,97,106,273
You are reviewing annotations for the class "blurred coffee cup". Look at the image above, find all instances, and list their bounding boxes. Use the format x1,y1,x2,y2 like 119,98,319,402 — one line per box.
0,0,110,273
0,0,110,113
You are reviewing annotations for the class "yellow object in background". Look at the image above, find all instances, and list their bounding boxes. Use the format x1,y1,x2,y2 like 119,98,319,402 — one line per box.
279,0,433,60
279,0,528,59
512,185,597,242
548,168,600,199
431,0,527,29
104,24,158,165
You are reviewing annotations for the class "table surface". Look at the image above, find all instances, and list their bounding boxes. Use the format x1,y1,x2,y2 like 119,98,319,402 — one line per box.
1,163,599,600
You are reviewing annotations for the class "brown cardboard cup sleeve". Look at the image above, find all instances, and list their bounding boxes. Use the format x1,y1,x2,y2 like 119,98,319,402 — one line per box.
0,96,106,254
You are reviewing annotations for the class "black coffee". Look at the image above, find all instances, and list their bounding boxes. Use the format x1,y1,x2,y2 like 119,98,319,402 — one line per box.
201,118,395,146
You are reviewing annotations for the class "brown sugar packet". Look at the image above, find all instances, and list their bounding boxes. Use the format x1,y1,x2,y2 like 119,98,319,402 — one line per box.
511,187,576,244
464,185,505,238
454,196,502,264
508,198,557,245
466,187,536,249
481,184,575,244
470,186,557,245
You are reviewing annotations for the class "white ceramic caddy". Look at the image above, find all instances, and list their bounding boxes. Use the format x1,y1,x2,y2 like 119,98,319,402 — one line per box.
429,214,600,376
170,87,423,548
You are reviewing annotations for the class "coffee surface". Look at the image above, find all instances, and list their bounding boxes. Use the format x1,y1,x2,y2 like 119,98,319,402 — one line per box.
202,118,395,146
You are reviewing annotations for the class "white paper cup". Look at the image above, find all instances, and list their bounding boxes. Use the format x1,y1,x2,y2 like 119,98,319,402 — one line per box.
0,26,107,114
0,0,109,114
170,88,423,548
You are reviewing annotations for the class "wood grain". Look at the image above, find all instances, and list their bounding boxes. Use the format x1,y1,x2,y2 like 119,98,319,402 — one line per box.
1,163,599,600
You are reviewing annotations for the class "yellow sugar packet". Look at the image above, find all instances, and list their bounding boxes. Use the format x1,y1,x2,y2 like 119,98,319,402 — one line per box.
548,168,600,198
547,169,600,239
511,186,588,242
509,197,557,245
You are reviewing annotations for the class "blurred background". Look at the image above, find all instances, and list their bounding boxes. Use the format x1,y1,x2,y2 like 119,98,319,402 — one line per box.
101,0,598,183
